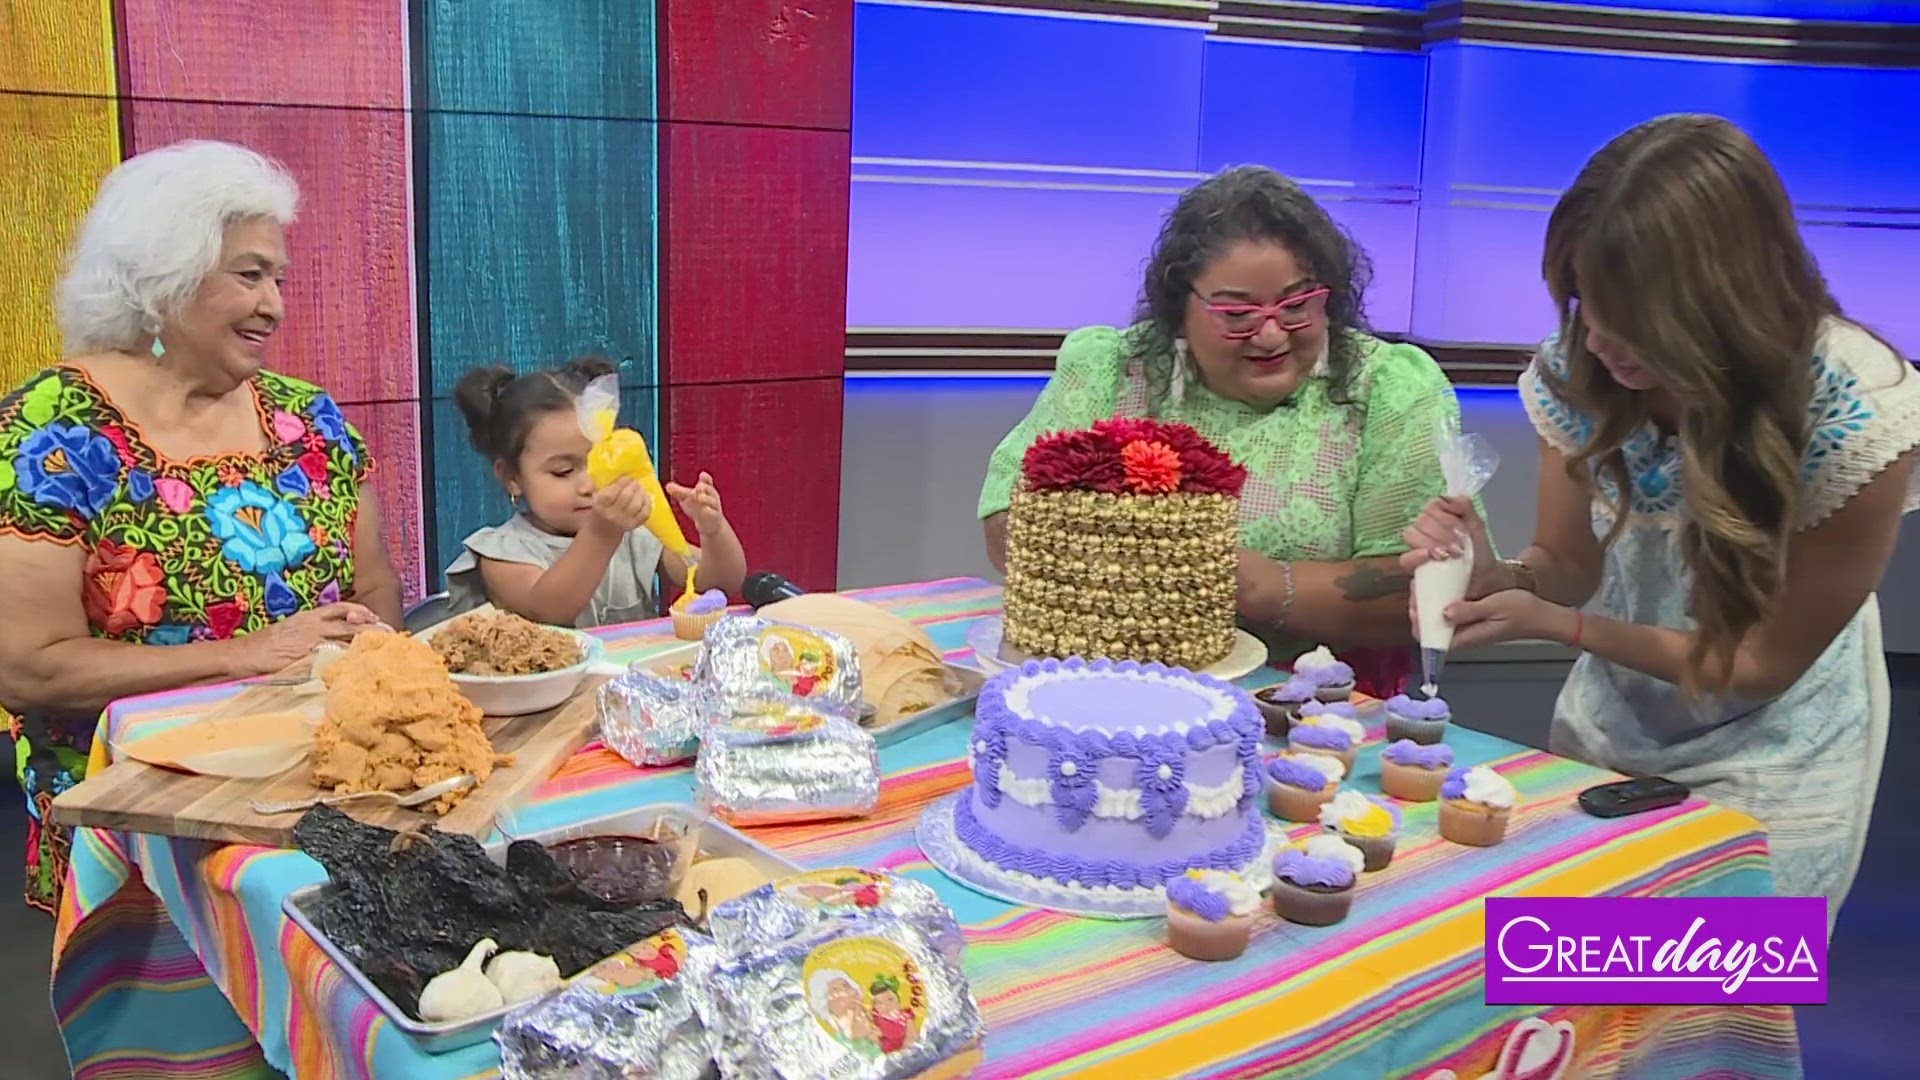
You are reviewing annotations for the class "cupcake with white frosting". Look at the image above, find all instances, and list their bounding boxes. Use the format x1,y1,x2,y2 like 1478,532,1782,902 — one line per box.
1438,764,1518,847
1165,869,1262,961
1264,752,1345,822
1270,834,1364,926
1286,713,1367,774
1291,645,1355,703
1318,790,1403,871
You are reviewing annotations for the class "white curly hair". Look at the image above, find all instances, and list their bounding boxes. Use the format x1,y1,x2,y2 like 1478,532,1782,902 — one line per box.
56,140,299,356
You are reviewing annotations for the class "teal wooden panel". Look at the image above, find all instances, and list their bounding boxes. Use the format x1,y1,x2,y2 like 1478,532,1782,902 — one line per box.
418,0,655,119
426,386,662,590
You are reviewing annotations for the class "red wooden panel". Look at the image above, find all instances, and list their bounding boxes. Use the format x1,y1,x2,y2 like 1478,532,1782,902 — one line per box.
661,122,850,385
660,0,852,130
665,378,842,591
340,399,428,603
115,0,407,109
120,100,417,407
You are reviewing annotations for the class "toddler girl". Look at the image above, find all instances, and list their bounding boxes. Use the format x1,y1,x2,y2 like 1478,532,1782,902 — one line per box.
445,357,747,627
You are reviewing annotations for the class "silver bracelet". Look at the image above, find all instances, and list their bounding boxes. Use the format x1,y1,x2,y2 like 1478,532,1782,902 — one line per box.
1274,560,1296,629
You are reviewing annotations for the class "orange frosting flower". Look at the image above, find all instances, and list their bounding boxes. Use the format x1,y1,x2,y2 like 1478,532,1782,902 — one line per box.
1120,439,1182,494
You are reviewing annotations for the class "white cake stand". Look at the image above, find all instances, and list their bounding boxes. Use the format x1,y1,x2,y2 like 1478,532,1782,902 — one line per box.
916,794,1285,920
963,617,1269,682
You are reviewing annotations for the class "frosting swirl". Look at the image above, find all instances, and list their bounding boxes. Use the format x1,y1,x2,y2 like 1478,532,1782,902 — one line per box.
1273,835,1363,888
1266,752,1344,791
1298,700,1360,720
1318,790,1401,837
1292,645,1354,684
1257,678,1316,706
681,588,728,615
1441,765,1518,809
1289,715,1366,753
1166,868,1261,921
1381,739,1455,769
1385,693,1451,721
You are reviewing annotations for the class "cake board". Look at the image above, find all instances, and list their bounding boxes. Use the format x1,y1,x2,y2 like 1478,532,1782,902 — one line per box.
917,794,1286,920
963,617,1269,682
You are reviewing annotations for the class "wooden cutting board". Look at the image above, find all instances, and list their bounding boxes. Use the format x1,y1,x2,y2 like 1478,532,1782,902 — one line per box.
48,674,608,849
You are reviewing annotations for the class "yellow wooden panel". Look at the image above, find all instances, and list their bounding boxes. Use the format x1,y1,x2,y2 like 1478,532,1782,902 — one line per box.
0,0,118,96
0,91,120,384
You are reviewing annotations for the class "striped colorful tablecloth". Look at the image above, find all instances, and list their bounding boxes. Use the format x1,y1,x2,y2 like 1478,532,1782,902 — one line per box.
50,578,1801,1079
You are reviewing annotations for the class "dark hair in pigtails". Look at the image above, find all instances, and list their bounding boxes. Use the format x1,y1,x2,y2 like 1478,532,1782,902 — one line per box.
451,355,624,468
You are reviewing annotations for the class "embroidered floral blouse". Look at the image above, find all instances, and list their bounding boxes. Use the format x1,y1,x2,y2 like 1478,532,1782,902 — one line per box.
0,367,374,646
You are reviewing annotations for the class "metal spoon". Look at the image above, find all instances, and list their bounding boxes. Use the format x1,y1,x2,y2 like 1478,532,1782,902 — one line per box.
250,774,474,816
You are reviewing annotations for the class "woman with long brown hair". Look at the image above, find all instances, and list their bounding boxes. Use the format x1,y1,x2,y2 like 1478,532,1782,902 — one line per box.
1401,115,1919,925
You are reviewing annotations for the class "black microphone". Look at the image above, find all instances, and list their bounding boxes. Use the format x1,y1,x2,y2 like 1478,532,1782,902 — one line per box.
742,572,807,609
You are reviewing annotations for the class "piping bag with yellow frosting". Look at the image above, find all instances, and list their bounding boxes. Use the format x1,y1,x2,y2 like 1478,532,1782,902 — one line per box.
576,374,697,603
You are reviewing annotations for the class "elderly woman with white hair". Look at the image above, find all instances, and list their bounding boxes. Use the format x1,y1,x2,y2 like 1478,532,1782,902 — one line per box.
0,140,404,912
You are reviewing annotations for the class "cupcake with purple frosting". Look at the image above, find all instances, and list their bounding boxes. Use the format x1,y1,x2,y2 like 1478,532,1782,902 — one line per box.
1380,739,1455,802
1265,751,1346,822
1291,645,1355,703
1298,700,1362,724
1287,713,1367,773
1270,835,1364,926
1383,689,1451,745
1439,765,1518,847
671,588,730,641
1165,869,1263,961
1254,677,1316,739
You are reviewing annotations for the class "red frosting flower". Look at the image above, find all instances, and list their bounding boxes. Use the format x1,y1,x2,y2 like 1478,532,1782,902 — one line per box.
1120,440,1182,494
1021,428,1125,493
81,540,168,637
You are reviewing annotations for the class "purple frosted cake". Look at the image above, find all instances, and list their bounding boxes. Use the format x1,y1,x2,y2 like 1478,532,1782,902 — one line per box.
956,657,1266,895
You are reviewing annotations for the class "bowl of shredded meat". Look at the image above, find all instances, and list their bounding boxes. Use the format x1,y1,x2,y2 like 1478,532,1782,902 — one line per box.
417,609,605,717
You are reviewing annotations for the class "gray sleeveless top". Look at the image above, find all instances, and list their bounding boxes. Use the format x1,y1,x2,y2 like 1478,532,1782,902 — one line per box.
444,514,664,628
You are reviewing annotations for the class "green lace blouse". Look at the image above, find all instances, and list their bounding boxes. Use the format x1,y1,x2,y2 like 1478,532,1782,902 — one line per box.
978,325,1465,564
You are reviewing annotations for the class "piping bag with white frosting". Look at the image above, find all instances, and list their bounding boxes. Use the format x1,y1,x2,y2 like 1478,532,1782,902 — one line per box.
1414,414,1499,696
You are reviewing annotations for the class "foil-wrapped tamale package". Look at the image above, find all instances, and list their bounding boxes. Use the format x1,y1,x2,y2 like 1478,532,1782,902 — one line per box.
496,927,724,1080
708,868,966,965
695,615,865,716
708,915,986,1079
599,670,708,767
694,699,881,826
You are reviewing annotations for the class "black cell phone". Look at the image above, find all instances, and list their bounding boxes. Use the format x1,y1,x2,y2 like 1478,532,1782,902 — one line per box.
1578,776,1690,818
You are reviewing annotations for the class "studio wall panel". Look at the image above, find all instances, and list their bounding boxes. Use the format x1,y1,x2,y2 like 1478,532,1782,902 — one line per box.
2,0,117,96
341,399,428,600
120,101,419,405
661,122,850,384
666,377,843,592
116,0,407,108
662,0,853,129
419,111,660,397
0,92,120,389
416,0,654,119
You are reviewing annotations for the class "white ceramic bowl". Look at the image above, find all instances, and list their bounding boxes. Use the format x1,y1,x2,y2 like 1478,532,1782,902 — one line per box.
421,624,605,717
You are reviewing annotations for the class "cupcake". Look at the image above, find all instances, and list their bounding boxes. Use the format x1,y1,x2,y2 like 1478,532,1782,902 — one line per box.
1317,790,1402,871
1291,645,1355,703
671,588,729,641
1439,765,1518,847
1383,690,1451,745
1379,739,1455,802
1264,752,1346,822
1253,678,1316,739
1270,835,1364,926
1298,700,1361,724
1164,869,1263,961
1286,714,1366,774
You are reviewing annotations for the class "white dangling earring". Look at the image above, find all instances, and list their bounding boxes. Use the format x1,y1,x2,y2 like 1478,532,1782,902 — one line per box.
1170,338,1190,408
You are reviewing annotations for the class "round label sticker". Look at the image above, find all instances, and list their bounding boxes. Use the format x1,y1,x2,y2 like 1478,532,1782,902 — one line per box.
778,868,891,910
580,928,685,997
758,626,836,697
801,936,924,1058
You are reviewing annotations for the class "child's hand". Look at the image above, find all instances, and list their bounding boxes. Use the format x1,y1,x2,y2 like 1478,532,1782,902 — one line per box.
587,476,652,536
665,472,726,533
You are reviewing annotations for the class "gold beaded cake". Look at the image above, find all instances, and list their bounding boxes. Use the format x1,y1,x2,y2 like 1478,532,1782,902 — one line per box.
1002,418,1246,669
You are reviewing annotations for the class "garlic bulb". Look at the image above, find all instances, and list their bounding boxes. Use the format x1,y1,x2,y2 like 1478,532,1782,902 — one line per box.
486,949,563,1005
418,938,504,1022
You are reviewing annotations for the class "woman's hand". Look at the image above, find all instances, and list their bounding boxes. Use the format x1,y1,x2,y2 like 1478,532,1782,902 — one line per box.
1438,590,1576,651
665,472,726,535
1400,495,1504,599
587,476,652,537
235,602,384,676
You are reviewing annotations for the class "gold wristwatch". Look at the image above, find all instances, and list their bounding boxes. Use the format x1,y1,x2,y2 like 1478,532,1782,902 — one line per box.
1502,558,1538,594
